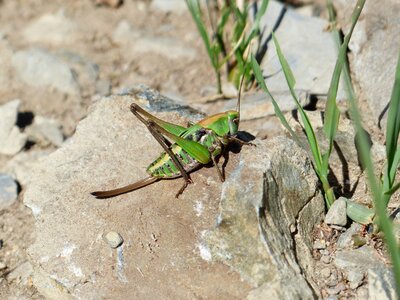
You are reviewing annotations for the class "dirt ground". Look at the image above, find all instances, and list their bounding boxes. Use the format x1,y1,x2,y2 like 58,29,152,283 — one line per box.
0,0,395,299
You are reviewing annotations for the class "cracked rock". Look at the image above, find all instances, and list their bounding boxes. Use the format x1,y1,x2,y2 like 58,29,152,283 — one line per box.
24,87,324,299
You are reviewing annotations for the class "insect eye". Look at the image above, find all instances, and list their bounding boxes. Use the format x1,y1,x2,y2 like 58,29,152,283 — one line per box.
233,118,239,124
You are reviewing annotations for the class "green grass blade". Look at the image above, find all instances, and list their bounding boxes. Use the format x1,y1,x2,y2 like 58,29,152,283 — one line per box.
342,1,400,294
385,50,400,185
272,33,323,173
245,0,270,46
323,0,365,172
250,54,303,148
186,0,216,69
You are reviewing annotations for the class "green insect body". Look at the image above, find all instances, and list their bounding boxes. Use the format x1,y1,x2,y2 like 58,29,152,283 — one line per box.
91,94,246,198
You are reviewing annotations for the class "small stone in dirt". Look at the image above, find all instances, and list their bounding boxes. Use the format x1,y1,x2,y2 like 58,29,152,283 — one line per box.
326,296,338,300
334,245,384,275
0,99,20,142
348,269,364,289
28,116,64,147
0,173,18,210
321,267,331,278
313,239,326,249
0,261,6,270
103,231,124,249
336,222,362,249
325,197,347,226
368,267,396,300
95,79,112,96
1,126,28,155
326,282,346,295
6,261,33,285
321,255,331,264
150,0,188,14
23,12,80,46
357,286,369,299
12,48,80,95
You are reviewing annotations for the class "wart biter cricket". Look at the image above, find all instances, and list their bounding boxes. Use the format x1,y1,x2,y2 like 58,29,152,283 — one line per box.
91,80,250,199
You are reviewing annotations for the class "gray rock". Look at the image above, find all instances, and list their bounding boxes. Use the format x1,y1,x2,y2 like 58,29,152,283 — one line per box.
12,48,80,95
326,282,346,295
0,173,18,210
203,136,324,298
95,79,112,96
27,116,64,147
325,197,347,226
103,231,124,249
320,255,331,264
23,88,251,299
0,99,20,141
6,261,33,285
150,0,188,14
336,222,362,249
3,150,52,187
24,87,323,299
1,126,28,156
259,0,346,99
348,268,364,289
313,239,326,250
334,0,400,127
368,267,397,300
197,90,310,121
334,245,385,275
22,12,80,46
113,20,197,60
321,267,331,278
0,100,26,155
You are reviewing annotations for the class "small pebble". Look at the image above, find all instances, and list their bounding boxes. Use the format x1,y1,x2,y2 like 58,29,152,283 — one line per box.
313,239,326,249
0,261,6,270
326,282,346,295
103,231,124,248
0,173,18,210
321,267,331,278
321,255,331,264
347,269,364,289
325,197,347,226
326,296,338,300
320,249,330,256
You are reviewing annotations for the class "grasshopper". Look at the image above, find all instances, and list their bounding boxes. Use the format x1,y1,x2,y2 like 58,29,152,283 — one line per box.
91,80,250,199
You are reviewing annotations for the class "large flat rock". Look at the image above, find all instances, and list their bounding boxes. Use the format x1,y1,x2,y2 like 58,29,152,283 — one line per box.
24,88,323,299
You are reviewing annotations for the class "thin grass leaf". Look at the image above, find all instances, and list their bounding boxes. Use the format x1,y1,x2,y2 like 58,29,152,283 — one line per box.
272,33,323,173
384,182,400,196
245,0,270,46
323,0,365,172
186,0,216,68
385,49,400,185
343,0,400,295
345,199,375,225
250,54,303,148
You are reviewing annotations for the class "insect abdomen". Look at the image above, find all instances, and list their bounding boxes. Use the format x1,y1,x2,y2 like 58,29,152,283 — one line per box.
147,145,199,178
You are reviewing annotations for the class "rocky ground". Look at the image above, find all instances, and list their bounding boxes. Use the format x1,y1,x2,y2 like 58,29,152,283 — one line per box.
0,0,399,299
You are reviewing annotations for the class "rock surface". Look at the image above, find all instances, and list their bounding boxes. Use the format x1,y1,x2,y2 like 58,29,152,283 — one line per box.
12,48,80,95
334,0,400,126
0,173,18,210
324,197,347,226
259,0,346,99
0,99,27,155
24,88,323,299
